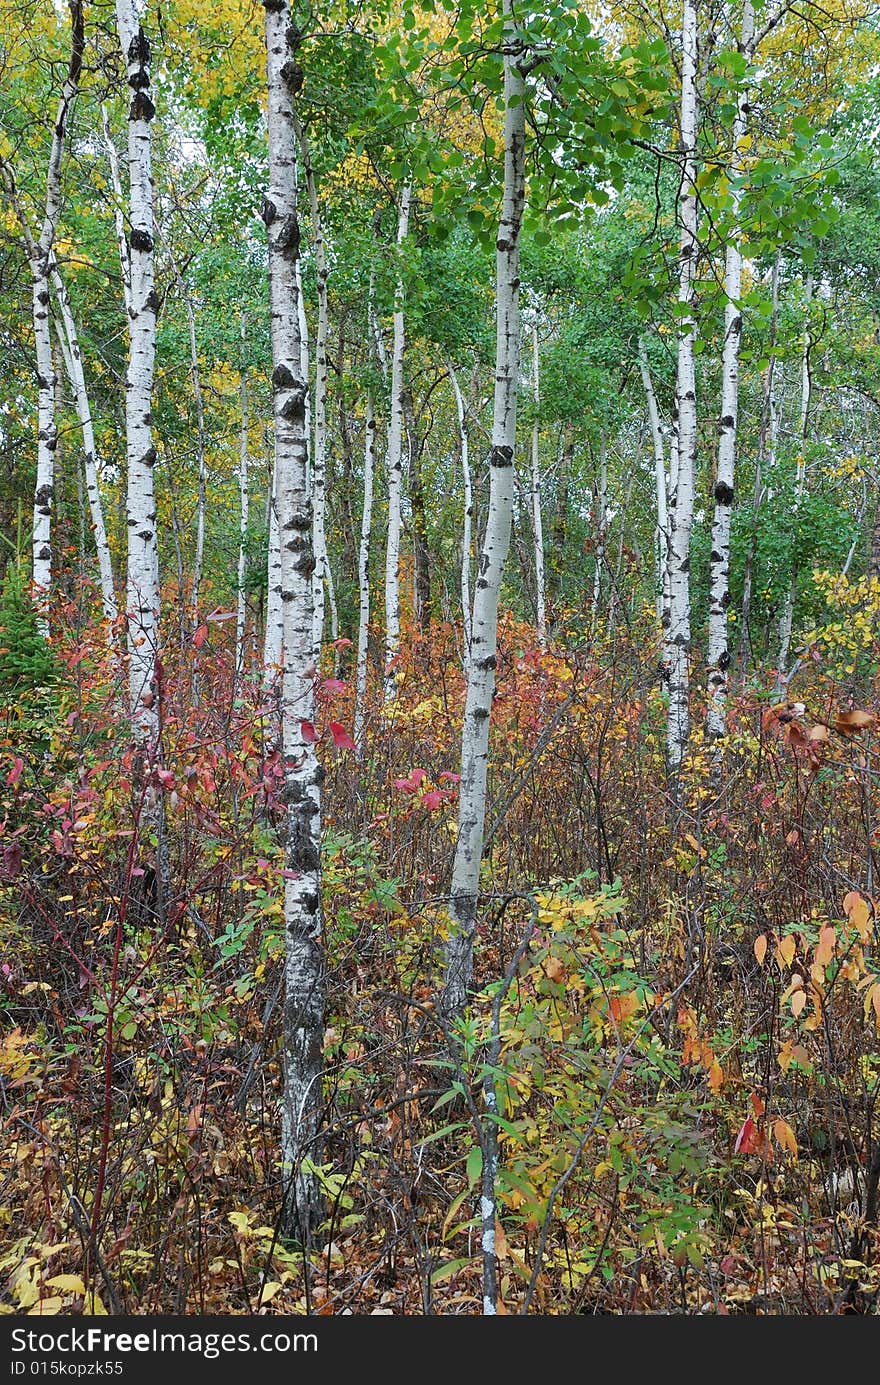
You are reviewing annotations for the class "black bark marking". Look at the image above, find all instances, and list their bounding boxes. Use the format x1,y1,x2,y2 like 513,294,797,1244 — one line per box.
129,229,153,253
490,444,514,469
714,480,734,506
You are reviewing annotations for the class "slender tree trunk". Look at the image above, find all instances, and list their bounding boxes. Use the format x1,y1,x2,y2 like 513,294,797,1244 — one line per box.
404,388,431,634
449,363,473,655
115,1,161,742
264,458,283,673
775,273,813,696
638,338,669,626
739,253,780,679
529,323,547,650
185,292,207,625
236,321,250,677
705,0,754,762
101,104,133,315
591,446,608,633
295,116,337,660
51,257,118,633
383,184,411,702
665,0,699,783
261,0,324,1245
550,423,572,608
354,393,377,758
443,7,525,1023
1,2,84,633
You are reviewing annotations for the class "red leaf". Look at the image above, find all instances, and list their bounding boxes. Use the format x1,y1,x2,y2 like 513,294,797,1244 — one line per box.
193,624,208,648
300,720,318,744
320,678,346,695
733,1116,764,1155
328,721,356,752
332,637,352,649
422,791,443,811
6,756,23,787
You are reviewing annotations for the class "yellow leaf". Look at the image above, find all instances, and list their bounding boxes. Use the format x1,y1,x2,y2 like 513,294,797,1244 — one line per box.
256,1281,283,1305
708,1058,724,1092
778,935,796,968
45,1275,85,1294
791,990,807,1017
844,891,872,942
773,1117,798,1157
754,934,768,965
27,1297,65,1315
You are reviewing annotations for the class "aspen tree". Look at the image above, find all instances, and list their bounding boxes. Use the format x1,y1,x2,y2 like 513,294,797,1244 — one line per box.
383,184,411,702
665,0,699,782
638,337,669,627
3,1,84,633
114,0,161,738
449,363,473,655
443,0,525,1017
529,322,547,650
50,257,118,633
705,0,755,759
261,0,324,1244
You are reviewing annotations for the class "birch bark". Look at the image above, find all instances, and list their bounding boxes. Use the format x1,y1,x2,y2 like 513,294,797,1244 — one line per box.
50,257,118,633
12,1,84,632
383,184,411,702
443,5,525,1019
638,338,669,627
262,0,324,1245
115,0,161,738
236,323,250,678
449,363,473,655
354,393,376,758
665,0,699,782
705,0,755,756
529,324,547,650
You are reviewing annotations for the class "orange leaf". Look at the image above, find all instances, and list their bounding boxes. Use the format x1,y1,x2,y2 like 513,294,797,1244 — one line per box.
778,935,796,968
773,1117,798,1157
844,891,872,942
708,1058,724,1092
754,934,768,965
814,925,836,970
836,709,876,736
791,990,807,1017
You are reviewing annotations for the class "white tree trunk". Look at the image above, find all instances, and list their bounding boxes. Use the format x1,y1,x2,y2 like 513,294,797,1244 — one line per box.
443,7,525,1021
50,256,118,633
706,0,754,755
382,184,411,702
101,103,132,316
236,330,250,678
354,392,377,758
638,337,669,626
185,293,207,625
115,0,161,740
449,363,473,656
262,0,324,1245
9,1,85,633
264,460,283,673
591,447,608,632
529,324,546,649
295,118,337,661
665,0,699,781
776,272,814,695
